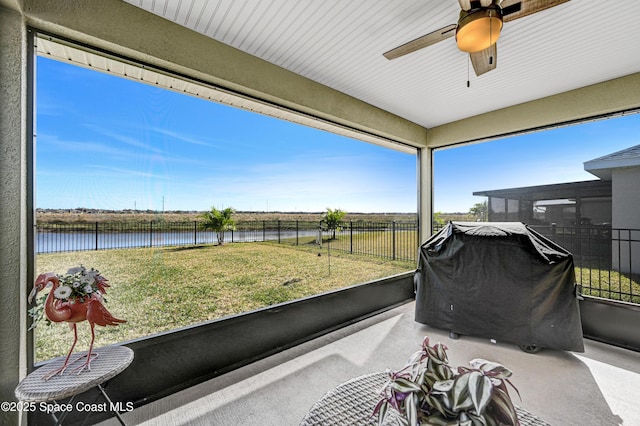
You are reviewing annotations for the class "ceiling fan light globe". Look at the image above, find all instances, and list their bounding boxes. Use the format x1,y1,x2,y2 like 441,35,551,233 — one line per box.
456,9,503,53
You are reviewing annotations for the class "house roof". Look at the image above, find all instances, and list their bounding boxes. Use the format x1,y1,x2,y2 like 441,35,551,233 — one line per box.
473,179,611,201
472,144,640,201
584,144,640,180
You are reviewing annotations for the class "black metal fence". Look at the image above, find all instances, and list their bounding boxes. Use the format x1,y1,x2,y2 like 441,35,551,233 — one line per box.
430,222,639,303
35,220,639,303
319,221,419,262
530,224,640,304
36,219,418,262
35,220,320,253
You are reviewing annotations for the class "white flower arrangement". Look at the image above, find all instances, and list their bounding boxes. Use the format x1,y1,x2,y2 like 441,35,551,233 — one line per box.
28,265,109,330
54,265,105,302
53,286,73,299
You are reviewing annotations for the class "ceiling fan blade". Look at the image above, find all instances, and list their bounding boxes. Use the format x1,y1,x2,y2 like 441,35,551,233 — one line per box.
459,0,495,11
383,24,457,60
458,0,473,10
502,0,570,22
470,43,497,76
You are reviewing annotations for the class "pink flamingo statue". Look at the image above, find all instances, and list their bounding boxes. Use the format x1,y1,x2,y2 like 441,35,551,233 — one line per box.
29,271,126,380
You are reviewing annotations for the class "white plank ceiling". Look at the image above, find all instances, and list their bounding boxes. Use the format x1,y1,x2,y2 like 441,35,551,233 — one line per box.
123,0,640,129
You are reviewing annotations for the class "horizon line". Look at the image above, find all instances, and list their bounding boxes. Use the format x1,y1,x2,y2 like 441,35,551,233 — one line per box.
36,208,473,215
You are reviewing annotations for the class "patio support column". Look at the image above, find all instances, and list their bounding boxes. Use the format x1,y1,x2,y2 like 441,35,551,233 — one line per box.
418,147,433,244
0,5,31,426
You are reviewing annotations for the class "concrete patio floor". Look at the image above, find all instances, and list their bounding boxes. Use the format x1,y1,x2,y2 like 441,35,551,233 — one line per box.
103,301,640,425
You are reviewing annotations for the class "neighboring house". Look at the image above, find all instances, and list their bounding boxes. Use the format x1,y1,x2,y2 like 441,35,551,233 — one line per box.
583,144,640,232
473,179,612,227
473,144,640,274
584,144,640,274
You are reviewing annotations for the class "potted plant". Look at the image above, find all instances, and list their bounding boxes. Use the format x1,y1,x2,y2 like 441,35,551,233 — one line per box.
374,337,520,425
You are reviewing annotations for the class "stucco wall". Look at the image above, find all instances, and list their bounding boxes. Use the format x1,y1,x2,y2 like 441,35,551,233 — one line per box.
0,5,29,425
612,167,640,229
612,167,640,274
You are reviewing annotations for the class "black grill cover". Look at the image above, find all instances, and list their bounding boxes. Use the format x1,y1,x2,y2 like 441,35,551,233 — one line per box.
415,222,584,352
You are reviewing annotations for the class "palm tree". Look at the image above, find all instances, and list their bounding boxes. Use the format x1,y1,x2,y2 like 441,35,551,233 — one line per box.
201,207,236,245
322,207,346,240
469,201,488,221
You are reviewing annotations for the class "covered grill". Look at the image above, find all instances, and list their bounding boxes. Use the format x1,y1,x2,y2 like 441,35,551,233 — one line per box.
415,222,584,352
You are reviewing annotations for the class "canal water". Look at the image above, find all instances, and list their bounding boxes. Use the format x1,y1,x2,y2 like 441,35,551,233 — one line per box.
36,229,320,253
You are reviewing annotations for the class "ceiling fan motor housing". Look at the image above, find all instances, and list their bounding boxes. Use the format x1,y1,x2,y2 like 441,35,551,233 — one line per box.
456,1,504,53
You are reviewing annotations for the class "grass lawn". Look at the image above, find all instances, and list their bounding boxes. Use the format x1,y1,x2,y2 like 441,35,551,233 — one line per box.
576,266,640,304
33,241,415,361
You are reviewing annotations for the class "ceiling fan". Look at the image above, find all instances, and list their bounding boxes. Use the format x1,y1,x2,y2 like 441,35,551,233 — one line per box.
383,0,570,76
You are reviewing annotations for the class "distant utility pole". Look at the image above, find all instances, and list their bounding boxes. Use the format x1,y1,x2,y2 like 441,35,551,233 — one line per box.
162,196,165,213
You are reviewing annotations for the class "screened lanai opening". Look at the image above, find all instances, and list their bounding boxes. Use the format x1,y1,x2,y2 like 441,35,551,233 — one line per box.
433,113,640,304
32,35,418,362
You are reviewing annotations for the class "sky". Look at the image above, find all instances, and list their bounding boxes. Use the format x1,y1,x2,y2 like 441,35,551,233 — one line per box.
433,114,640,211
36,57,416,213
37,56,640,213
